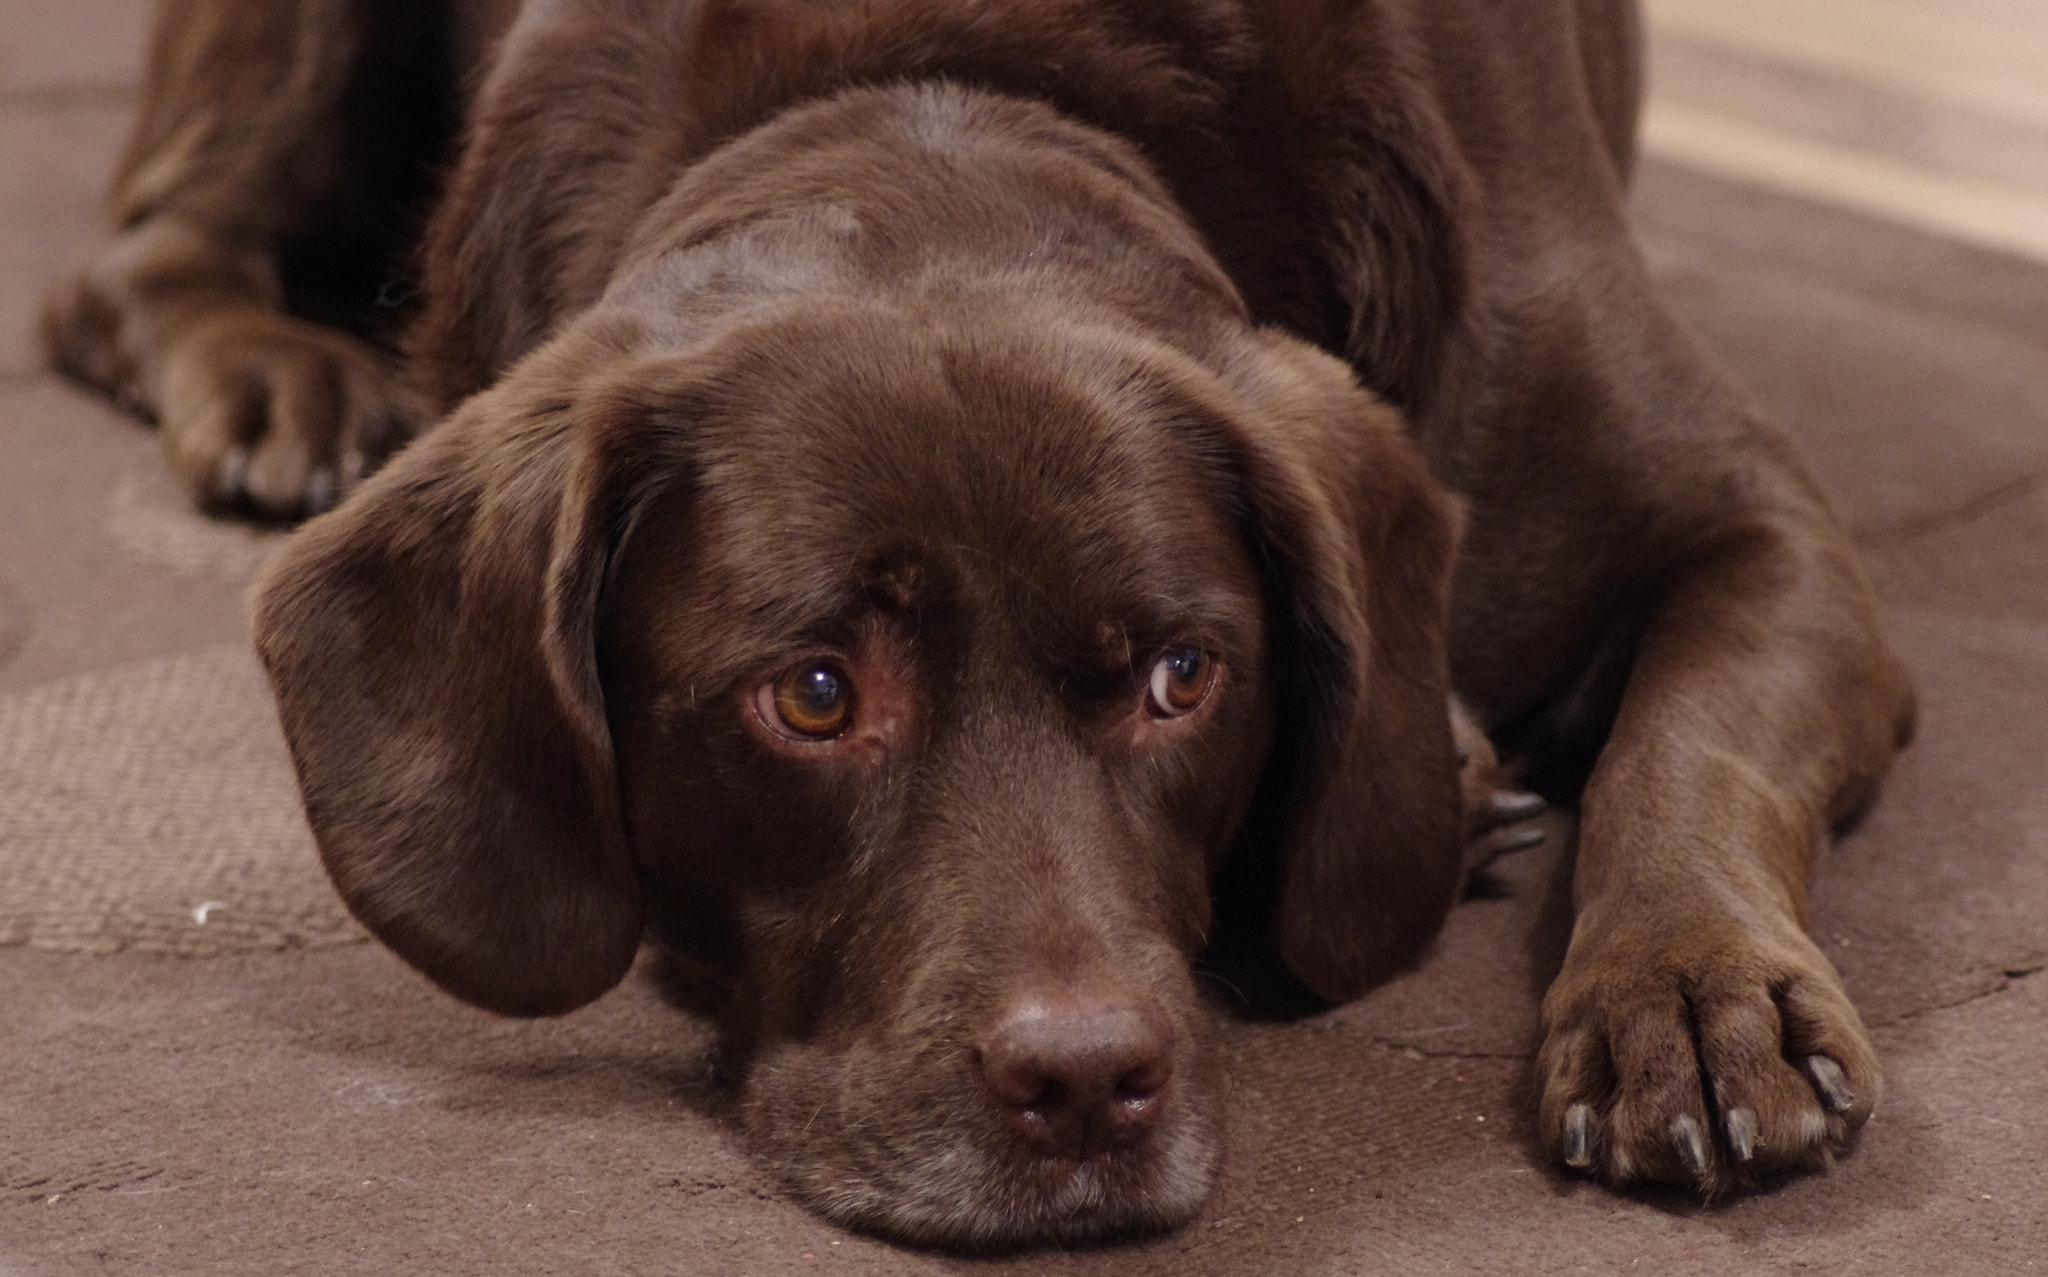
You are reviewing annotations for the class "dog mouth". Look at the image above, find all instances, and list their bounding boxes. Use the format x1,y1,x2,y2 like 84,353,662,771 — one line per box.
792,1117,1220,1252
736,1033,1221,1251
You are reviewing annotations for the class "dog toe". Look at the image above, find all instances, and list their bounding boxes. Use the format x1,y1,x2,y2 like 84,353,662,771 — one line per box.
1538,923,1880,1196
159,309,415,518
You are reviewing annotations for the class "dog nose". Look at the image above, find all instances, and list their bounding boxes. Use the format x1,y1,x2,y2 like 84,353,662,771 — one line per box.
979,997,1174,1159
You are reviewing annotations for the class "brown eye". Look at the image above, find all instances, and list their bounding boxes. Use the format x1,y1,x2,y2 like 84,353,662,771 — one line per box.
766,663,853,739
1146,646,1215,718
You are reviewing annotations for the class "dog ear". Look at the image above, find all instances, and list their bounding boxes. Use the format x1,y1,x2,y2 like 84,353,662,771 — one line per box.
252,348,692,1016
1215,336,1466,1004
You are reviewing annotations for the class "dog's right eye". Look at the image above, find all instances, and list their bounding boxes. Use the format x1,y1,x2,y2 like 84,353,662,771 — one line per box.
764,663,854,739
1145,646,1216,719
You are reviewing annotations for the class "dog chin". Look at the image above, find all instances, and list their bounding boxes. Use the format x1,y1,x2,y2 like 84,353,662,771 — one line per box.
783,1125,1220,1252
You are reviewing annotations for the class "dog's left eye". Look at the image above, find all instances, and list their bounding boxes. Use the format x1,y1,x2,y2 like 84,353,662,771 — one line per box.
1146,646,1215,718
763,663,854,739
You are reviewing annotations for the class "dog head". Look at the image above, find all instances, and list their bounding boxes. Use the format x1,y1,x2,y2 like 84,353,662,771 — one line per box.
253,290,1462,1247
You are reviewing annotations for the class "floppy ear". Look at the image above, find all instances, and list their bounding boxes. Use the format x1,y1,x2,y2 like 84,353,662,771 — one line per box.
1216,336,1466,1004
251,350,684,1016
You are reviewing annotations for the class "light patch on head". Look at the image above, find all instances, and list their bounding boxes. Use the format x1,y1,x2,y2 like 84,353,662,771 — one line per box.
601,205,865,325
896,85,987,160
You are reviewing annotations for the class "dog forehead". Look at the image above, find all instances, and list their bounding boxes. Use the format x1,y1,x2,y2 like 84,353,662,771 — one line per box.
687,317,1248,604
605,315,1265,680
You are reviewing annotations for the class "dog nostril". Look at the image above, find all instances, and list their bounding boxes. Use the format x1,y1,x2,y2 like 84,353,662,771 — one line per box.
979,998,1174,1158
1116,1062,1168,1104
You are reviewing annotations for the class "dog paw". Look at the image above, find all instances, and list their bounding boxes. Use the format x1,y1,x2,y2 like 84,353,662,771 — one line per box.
1536,915,1881,1194
44,221,423,518
1451,696,1547,873
156,310,419,518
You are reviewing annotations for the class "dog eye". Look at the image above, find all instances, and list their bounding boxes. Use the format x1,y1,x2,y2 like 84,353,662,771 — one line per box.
1146,646,1215,718
765,663,854,739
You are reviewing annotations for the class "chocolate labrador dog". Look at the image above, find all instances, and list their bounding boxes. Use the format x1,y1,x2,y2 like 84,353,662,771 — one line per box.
43,0,1915,1251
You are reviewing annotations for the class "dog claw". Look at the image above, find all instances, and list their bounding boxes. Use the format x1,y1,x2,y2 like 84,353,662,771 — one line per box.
216,447,250,502
1671,1113,1709,1179
1725,1107,1758,1163
1489,790,1546,823
1563,1104,1593,1169
1807,1056,1853,1112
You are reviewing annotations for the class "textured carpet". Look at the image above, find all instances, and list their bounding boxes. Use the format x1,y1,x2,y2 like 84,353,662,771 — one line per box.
0,641,360,955
2,3,2045,1273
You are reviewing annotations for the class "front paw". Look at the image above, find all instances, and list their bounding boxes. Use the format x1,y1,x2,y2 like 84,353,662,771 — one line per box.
158,310,419,518
1536,914,1880,1195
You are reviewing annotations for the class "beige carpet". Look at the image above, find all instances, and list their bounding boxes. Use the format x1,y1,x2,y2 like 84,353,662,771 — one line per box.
0,640,361,956
0,421,352,956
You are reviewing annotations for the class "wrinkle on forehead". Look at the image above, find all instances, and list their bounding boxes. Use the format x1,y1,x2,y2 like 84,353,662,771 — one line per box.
696,315,1246,585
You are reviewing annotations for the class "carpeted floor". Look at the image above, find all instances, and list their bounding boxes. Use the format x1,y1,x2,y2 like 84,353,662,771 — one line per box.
3,4,2046,1274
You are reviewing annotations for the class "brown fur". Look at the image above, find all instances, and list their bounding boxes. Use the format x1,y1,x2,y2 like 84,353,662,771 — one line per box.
44,0,1916,1250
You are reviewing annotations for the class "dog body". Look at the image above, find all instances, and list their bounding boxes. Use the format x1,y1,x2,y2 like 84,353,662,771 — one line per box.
45,0,1915,1249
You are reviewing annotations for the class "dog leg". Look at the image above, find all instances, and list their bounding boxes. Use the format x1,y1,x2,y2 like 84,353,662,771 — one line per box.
1534,501,1914,1193
40,0,453,515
